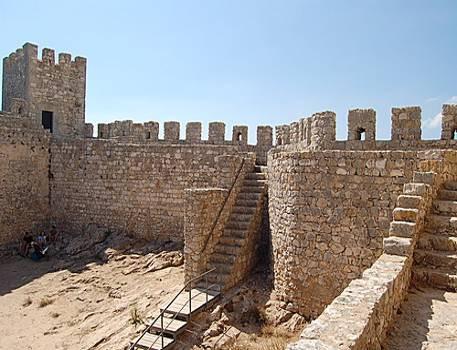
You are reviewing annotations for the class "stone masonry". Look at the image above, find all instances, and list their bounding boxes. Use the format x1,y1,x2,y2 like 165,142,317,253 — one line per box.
3,42,457,350
348,108,376,141
0,112,50,245
2,43,86,137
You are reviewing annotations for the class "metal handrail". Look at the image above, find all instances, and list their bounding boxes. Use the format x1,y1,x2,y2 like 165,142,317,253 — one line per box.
201,158,246,254
129,267,217,350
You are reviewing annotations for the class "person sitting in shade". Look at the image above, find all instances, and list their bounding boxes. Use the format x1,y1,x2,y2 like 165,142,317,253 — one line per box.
19,232,33,257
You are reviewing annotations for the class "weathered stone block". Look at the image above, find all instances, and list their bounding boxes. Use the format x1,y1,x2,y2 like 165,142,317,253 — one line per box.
383,236,413,256
389,221,416,238
396,195,422,209
393,208,418,222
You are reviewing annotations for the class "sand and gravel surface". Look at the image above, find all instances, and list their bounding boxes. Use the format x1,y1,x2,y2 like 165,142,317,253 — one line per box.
0,235,184,350
383,287,457,350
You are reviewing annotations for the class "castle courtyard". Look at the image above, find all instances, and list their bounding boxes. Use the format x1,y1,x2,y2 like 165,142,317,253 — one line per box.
2,2,457,349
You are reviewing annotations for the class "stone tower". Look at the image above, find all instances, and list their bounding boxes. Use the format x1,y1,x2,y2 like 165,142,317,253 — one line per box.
2,42,87,137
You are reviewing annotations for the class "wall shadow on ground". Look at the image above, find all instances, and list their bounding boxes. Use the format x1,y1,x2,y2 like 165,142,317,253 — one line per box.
0,232,181,297
382,286,448,350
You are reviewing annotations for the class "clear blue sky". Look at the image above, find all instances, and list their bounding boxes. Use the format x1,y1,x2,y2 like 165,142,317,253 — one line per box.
1,0,456,142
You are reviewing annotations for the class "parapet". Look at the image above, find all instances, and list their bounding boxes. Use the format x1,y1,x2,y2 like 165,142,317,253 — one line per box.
309,111,336,150
257,126,273,147
84,123,94,138
275,125,290,146
144,121,159,141
275,104,457,151
95,120,272,149
186,122,202,143
348,109,376,141
208,122,226,144
232,125,248,145
441,104,457,140
391,106,421,141
164,121,180,142
3,42,87,70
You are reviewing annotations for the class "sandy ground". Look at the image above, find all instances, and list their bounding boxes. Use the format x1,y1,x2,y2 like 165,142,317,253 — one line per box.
383,287,457,350
0,239,184,350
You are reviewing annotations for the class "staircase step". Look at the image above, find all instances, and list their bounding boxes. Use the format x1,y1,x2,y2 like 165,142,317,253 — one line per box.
226,220,249,230
235,199,259,207
161,288,220,319
132,332,175,350
433,200,457,215
230,213,252,222
414,249,457,269
214,243,241,255
195,280,222,292
219,236,244,246
205,271,230,285
427,215,457,235
237,192,262,200
444,181,457,191
439,189,457,201
147,314,187,336
254,165,267,173
209,252,237,264
413,266,457,291
397,195,423,209
245,172,266,180
209,262,232,274
240,185,264,194
242,179,266,187
393,208,418,222
223,228,246,238
232,206,256,215
417,233,457,252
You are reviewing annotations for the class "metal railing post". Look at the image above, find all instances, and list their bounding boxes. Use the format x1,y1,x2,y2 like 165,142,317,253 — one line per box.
205,273,208,303
129,268,217,350
189,280,192,317
161,314,164,349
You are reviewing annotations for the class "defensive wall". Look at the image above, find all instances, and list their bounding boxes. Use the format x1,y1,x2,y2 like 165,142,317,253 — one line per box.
269,104,457,317
2,43,457,349
0,112,50,245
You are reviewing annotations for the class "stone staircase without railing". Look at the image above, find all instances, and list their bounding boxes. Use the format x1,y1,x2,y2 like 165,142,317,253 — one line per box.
202,165,267,291
413,181,457,291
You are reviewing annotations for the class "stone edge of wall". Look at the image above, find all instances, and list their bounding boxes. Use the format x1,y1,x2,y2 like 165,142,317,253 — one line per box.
286,150,457,350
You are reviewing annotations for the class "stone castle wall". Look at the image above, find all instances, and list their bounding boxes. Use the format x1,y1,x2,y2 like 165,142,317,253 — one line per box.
277,104,457,152
2,43,86,137
50,138,253,241
96,121,273,165
0,113,50,245
288,152,457,350
268,149,424,317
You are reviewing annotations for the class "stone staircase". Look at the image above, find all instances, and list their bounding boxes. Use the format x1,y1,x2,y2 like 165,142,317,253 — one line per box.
413,181,457,291
203,165,267,290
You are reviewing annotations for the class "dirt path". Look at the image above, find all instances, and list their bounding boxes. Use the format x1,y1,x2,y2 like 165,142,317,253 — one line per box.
383,287,457,350
0,249,184,350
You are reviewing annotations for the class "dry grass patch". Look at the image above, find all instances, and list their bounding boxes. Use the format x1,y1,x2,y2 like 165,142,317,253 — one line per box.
129,305,144,327
38,297,54,308
22,297,33,307
224,324,296,350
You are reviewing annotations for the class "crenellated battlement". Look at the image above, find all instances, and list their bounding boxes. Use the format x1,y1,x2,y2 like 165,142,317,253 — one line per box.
96,120,273,147
276,104,457,150
2,43,87,138
3,43,86,68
